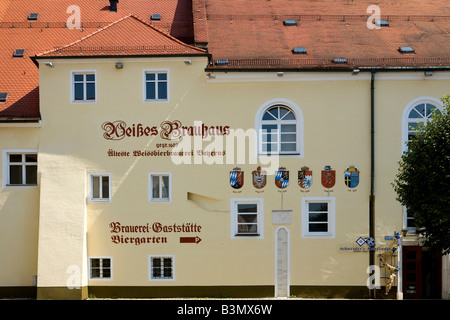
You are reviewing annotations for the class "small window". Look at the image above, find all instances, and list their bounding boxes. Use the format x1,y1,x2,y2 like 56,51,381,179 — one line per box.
144,71,168,101
302,197,335,238
89,173,111,202
215,59,229,66
13,49,25,58
4,151,38,187
89,257,112,280
292,47,307,54
283,19,297,26
28,13,39,21
72,71,96,102
399,46,415,54
332,57,348,64
149,173,171,202
149,256,174,281
375,20,389,27
0,92,8,103
151,14,161,20
231,198,264,239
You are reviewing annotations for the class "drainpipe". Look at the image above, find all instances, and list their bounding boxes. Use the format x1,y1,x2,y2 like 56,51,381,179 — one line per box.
369,69,376,299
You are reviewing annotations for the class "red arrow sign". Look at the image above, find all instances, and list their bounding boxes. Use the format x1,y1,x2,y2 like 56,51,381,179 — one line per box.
180,236,202,244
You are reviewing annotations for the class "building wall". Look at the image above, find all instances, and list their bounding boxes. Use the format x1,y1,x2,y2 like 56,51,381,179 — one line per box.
2,55,449,299
0,126,40,296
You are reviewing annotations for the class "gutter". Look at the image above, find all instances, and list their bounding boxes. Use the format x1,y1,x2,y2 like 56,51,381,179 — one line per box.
0,118,41,127
369,69,376,299
205,66,450,73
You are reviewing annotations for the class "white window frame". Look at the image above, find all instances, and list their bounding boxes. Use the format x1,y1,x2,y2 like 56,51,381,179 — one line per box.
88,173,111,203
301,197,335,238
401,96,443,232
143,69,169,102
149,172,171,202
2,149,38,188
71,70,97,103
255,98,304,158
89,256,113,281
148,255,175,281
401,96,443,153
230,198,264,239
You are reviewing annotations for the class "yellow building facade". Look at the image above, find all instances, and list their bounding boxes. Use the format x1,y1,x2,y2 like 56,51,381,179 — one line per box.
1,0,449,301
1,53,448,299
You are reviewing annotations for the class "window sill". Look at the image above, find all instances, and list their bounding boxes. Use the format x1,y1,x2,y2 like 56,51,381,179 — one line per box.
150,199,171,203
258,153,302,158
71,100,97,104
234,233,260,237
89,199,111,203
303,233,334,239
144,100,169,103
5,184,38,189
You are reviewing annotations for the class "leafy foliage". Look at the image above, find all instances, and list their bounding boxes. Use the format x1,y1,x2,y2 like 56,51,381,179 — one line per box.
393,96,450,255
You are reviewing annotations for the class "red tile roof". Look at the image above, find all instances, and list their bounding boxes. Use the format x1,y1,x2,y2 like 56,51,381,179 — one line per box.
1,0,450,119
36,15,206,58
200,0,450,70
0,0,197,120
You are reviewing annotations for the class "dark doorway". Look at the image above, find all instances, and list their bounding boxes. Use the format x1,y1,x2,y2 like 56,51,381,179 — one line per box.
402,246,442,299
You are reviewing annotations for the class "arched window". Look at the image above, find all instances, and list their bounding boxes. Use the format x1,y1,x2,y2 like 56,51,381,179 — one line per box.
401,97,443,231
256,99,303,156
402,97,443,152
406,103,440,142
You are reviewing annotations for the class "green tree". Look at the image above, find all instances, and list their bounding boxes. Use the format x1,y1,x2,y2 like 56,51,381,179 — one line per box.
393,95,450,255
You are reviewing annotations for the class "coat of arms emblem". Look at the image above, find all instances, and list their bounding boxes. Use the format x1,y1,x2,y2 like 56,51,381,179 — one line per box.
298,166,312,189
230,167,244,189
344,166,359,188
321,165,335,188
252,166,266,189
275,167,289,189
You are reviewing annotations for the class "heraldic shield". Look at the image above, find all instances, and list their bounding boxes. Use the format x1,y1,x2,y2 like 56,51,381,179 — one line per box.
230,167,244,189
298,166,312,189
321,165,335,188
252,166,266,189
275,167,289,189
344,166,359,188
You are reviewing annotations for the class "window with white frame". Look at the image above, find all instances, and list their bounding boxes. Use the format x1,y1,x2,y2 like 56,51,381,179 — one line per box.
302,197,335,238
3,150,38,187
256,99,303,157
401,97,443,231
72,71,96,102
230,198,264,239
144,70,168,101
89,257,112,280
402,97,443,152
406,103,440,142
149,173,171,202
89,173,111,202
149,255,174,281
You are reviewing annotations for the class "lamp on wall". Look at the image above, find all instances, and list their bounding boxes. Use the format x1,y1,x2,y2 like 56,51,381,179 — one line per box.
44,62,54,68
115,62,123,69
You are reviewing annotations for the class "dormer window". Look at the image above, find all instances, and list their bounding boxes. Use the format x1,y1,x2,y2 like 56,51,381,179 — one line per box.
0,93,8,103
13,49,25,58
28,13,38,21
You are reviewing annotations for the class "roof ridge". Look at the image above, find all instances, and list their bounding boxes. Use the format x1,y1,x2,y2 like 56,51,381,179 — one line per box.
35,14,206,57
